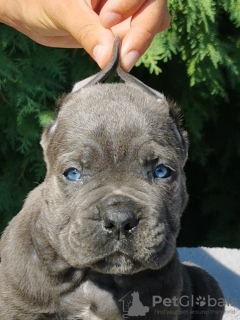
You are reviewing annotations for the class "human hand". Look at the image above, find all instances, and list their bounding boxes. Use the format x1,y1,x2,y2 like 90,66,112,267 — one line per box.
0,0,170,71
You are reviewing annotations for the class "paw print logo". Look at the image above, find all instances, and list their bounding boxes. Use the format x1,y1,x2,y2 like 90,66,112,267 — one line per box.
195,296,206,307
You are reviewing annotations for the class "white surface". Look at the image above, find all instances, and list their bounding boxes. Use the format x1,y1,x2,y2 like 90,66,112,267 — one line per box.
177,247,240,319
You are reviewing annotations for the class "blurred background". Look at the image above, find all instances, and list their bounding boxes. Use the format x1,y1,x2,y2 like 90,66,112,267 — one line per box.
0,0,239,247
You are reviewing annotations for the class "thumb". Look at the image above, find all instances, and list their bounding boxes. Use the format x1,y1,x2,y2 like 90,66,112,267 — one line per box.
58,1,115,68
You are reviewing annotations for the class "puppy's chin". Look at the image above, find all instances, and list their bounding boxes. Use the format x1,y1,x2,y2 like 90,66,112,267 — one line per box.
89,239,176,275
90,253,145,275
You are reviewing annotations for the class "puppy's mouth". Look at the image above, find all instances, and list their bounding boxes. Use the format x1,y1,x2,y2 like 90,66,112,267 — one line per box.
59,216,176,274
89,234,174,275
90,252,145,275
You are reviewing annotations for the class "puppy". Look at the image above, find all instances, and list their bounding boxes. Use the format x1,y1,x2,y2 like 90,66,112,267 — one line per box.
0,39,224,320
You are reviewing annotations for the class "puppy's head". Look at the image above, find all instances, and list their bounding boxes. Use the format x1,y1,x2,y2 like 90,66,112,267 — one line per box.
40,40,188,275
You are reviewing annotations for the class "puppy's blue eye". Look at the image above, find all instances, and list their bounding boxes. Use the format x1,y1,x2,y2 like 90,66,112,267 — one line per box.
154,165,171,179
64,168,81,181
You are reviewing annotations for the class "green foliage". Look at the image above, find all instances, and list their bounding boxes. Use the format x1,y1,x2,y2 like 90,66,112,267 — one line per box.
222,0,240,27
0,24,98,228
138,0,240,95
0,0,240,247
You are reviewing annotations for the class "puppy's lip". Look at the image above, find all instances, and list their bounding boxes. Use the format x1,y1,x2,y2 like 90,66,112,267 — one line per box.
89,252,144,275
72,247,122,269
141,235,176,270
107,252,127,261
84,248,133,267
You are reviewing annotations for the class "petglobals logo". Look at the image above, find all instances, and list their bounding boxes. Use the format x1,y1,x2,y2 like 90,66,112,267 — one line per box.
152,295,227,308
119,292,237,318
119,291,150,318
152,295,236,317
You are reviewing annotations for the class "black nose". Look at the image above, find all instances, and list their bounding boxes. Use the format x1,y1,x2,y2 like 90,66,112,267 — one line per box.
103,210,139,239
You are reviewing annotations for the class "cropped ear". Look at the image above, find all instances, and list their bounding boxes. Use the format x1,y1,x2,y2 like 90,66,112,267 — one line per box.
71,35,164,100
71,75,99,93
116,67,165,100
168,101,189,166
40,120,58,152
116,68,188,165
40,120,58,171
71,36,120,93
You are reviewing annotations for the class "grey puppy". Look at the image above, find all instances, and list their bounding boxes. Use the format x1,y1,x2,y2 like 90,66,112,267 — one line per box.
0,40,224,320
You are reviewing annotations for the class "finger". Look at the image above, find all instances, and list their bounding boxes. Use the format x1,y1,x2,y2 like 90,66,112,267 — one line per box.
111,18,131,40
158,7,171,32
89,0,108,13
111,7,170,41
100,0,146,28
85,0,99,9
47,1,115,68
120,0,170,71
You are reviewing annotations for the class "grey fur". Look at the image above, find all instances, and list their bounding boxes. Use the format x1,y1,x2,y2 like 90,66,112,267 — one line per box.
0,39,224,320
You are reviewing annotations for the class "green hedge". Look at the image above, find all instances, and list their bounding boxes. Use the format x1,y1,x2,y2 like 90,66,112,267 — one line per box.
0,0,240,247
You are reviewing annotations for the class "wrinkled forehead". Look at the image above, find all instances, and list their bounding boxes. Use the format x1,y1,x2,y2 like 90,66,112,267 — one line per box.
62,83,167,113
54,86,170,141
56,84,170,133
53,134,180,173
49,121,179,170
45,84,181,166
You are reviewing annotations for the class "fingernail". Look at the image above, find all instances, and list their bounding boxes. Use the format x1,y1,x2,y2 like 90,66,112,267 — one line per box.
102,12,122,27
93,44,105,67
122,50,140,72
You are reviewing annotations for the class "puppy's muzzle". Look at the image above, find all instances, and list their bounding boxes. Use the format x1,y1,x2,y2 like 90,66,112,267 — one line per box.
101,195,140,240
104,209,139,238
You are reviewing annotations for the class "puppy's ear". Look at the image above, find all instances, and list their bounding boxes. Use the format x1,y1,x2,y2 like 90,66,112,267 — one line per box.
169,101,189,166
117,67,165,99
72,36,120,93
116,68,188,166
40,120,58,172
40,120,58,152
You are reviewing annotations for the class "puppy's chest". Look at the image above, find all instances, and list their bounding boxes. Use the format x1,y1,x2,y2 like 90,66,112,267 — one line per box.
59,280,122,320
58,278,172,320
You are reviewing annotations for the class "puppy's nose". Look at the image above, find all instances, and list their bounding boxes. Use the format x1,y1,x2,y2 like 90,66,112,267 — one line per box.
103,210,139,239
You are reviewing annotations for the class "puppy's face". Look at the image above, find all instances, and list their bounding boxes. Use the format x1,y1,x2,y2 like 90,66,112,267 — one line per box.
40,84,188,275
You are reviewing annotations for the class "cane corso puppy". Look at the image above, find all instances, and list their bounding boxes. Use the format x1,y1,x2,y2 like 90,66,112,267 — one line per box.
0,39,224,320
